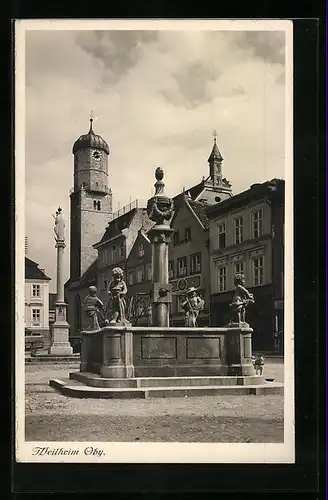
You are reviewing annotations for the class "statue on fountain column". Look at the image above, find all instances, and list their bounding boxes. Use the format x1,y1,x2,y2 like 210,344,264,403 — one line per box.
53,207,65,242
180,287,205,327
229,274,255,325
147,167,174,225
83,286,107,331
107,267,130,325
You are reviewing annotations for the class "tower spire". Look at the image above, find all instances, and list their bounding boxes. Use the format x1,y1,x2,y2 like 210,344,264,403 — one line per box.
89,110,94,133
208,129,223,185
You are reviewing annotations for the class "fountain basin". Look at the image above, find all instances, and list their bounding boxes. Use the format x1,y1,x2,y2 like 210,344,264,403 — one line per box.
79,325,256,378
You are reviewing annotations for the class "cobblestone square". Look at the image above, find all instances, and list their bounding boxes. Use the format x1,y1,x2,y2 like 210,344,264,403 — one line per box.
25,360,284,443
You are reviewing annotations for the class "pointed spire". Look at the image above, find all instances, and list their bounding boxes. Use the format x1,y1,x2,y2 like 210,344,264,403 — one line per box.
88,110,94,134
208,129,223,163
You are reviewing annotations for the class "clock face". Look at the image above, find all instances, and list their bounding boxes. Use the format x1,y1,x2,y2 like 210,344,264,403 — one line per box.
92,151,101,160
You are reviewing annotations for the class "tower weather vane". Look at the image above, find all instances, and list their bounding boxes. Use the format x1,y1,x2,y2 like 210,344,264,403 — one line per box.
213,129,217,142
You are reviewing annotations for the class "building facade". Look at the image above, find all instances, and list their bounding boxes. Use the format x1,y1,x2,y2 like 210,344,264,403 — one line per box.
25,257,51,347
207,179,285,353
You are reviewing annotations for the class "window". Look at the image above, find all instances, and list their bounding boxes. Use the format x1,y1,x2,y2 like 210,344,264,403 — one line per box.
93,200,101,210
127,271,134,286
217,222,226,249
32,284,40,297
217,266,227,292
177,257,187,277
120,242,124,257
111,246,116,261
32,308,41,324
234,217,244,244
185,227,191,241
190,253,201,274
168,260,174,279
235,261,244,276
103,278,108,290
146,263,152,281
136,266,144,283
252,209,263,238
253,256,264,286
138,243,144,257
173,231,179,246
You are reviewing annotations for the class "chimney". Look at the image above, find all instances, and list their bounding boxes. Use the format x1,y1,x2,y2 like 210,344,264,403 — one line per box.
25,237,28,255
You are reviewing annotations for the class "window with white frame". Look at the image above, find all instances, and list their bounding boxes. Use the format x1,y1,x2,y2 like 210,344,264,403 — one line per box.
234,261,244,276
168,260,174,279
252,209,263,238
253,256,264,286
136,266,144,283
138,243,144,257
146,263,152,281
234,217,244,244
31,308,41,324
177,256,187,277
119,242,124,257
217,266,227,292
127,270,134,286
216,222,226,249
190,253,201,274
32,284,40,297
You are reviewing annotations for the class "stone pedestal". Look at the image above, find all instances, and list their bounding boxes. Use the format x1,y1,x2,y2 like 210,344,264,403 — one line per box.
48,301,73,355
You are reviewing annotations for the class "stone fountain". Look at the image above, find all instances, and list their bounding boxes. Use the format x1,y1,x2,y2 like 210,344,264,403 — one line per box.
50,169,283,398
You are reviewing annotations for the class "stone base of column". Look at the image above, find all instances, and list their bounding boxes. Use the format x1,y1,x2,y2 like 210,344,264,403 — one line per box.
48,323,73,355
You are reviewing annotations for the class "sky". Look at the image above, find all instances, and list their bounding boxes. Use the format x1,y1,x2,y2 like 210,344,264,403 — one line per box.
24,26,287,292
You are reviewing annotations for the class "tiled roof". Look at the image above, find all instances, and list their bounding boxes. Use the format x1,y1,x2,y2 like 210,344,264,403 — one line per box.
187,199,210,229
25,258,51,281
96,209,137,246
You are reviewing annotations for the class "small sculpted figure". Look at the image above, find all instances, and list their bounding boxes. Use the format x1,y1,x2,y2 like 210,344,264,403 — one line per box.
254,354,265,375
229,274,255,324
107,267,128,324
180,287,205,328
83,286,107,331
53,207,65,242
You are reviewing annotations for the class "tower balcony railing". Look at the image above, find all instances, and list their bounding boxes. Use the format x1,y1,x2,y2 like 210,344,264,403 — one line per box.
70,184,112,195
110,199,148,221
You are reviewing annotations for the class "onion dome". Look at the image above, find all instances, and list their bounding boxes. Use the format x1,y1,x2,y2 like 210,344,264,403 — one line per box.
72,118,110,155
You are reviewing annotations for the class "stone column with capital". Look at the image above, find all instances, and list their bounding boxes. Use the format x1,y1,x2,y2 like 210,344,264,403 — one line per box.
147,168,174,327
48,208,73,355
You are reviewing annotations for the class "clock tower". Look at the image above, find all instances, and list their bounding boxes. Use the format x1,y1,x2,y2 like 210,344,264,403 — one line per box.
70,118,112,281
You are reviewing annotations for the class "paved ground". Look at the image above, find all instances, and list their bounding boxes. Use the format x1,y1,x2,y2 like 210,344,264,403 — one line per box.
24,361,284,443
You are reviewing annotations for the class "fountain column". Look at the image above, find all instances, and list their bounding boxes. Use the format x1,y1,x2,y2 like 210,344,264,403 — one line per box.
147,168,174,327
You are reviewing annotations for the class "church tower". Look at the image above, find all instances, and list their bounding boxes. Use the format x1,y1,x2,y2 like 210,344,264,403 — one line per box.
70,118,112,281
194,131,233,205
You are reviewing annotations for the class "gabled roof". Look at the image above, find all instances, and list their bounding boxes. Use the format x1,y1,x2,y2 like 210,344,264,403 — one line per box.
187,199,210,229
170,194,209,230
95,209,137,246
25,257,51,281
206,179,285,218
